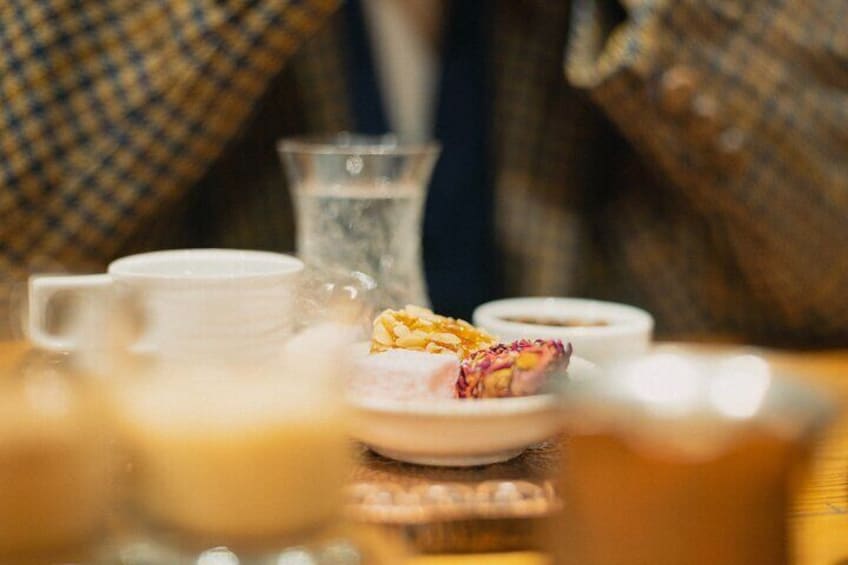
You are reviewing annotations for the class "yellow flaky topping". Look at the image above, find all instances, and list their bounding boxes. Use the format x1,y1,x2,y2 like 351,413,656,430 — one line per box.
370,305,497,359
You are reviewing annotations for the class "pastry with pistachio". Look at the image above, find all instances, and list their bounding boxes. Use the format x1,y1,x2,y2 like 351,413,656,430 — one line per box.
457,339,572,398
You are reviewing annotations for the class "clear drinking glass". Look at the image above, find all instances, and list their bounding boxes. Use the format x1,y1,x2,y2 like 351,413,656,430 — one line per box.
278,134,440,311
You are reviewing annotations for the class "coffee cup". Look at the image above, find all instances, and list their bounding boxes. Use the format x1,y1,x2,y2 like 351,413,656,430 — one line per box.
473,297,654,366
28,249,304,360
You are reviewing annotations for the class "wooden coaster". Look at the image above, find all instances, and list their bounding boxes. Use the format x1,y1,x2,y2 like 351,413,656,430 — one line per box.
347,441,562,553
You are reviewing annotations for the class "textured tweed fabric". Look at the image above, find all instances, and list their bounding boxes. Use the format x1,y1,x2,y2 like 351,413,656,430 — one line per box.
2,0,846,344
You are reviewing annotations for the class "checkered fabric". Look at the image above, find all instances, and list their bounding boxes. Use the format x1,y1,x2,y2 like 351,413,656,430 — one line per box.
2,0,847,345
566,0,848,343
0,0,338,275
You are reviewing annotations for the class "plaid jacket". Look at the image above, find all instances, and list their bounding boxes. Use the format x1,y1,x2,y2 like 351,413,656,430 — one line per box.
1,0,846,345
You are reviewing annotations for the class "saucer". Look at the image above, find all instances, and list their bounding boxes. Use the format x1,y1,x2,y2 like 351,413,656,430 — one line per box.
347,356,599,467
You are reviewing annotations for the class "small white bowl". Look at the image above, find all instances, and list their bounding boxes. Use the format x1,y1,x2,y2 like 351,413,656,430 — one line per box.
473,297,654,366
348,356,599,467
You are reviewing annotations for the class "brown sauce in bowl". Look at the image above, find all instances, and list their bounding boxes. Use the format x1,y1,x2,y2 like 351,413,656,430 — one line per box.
498,316,610,328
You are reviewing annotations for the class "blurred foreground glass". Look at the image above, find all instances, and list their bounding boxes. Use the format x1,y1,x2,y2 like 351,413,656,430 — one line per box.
22,262,406,564
0,340,114,563
104,297,403,563
113,327,384,563
553,351,836,565
278,134,440,311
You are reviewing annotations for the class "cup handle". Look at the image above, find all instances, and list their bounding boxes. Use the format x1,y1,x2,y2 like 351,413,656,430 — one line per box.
28,274,113,351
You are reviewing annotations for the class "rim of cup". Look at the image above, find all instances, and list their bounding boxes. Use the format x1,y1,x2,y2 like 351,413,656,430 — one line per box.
277,134,441,156
108,249,304,284
472,297,654,339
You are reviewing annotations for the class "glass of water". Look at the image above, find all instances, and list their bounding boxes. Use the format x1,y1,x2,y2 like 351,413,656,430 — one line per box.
278,134,440,312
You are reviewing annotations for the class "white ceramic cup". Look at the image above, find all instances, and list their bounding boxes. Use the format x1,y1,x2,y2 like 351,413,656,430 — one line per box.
28,249,304,360
473,297,654,366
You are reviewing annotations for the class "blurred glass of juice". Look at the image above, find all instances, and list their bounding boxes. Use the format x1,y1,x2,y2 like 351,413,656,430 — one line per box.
552,352,835,565
112,325,403,564
0,349,113,563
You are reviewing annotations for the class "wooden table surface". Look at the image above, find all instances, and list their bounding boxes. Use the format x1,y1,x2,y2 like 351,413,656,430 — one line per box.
1,342,846,564
772,348,848,565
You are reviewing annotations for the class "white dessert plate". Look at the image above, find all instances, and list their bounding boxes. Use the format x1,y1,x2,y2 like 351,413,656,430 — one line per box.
347,356,599,467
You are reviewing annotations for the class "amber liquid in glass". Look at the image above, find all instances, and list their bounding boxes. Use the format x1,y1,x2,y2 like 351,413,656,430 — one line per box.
0,371,111,561
115,375,350,548
553,432,804,565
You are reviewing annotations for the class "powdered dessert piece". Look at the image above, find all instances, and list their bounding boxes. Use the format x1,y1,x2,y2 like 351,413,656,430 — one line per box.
348,349,460,401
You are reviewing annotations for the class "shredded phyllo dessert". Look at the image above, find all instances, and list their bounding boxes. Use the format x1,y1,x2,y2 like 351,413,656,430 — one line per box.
457,339,572,399
370,305,497,358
